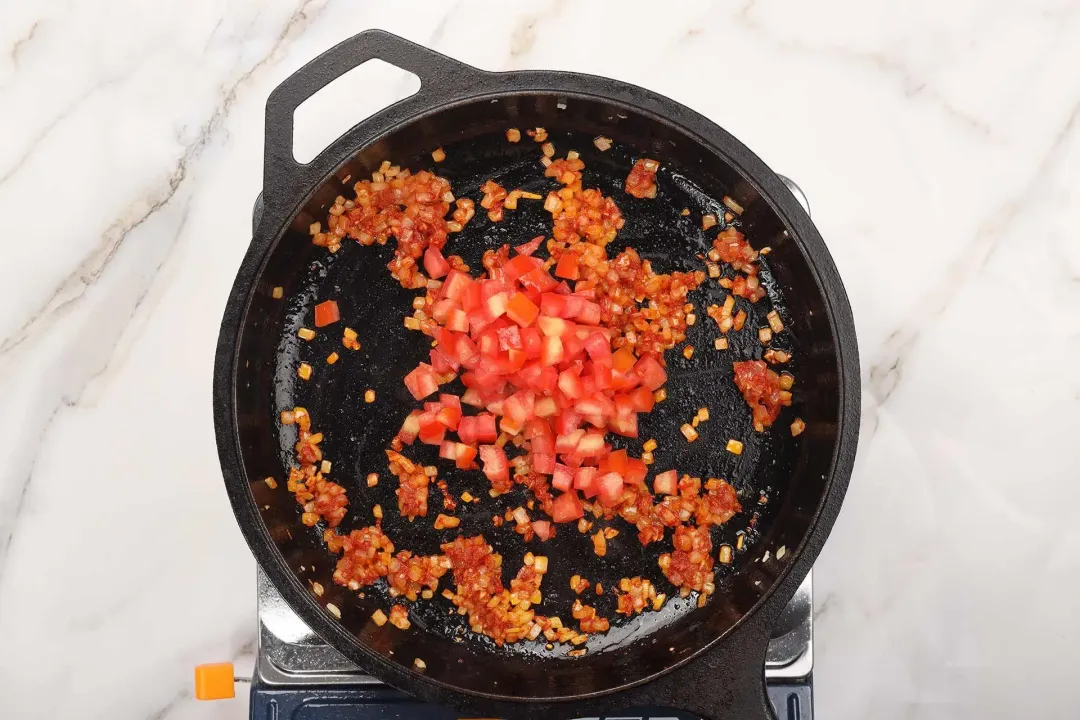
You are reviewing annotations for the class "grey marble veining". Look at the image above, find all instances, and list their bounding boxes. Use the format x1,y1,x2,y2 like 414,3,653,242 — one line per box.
0,1,1078,718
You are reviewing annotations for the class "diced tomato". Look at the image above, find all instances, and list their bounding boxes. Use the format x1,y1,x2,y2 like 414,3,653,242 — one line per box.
534,396,558,417
575,393,613,419
437,329,480,368
475,414,498,443
610,412,638,438
440,270,474,303
541,335,564,365
597,472,624,507
503,254,540,283
439,393,461,408
634,355,667,391
429,347,456,375
457,416,478,445
532,452,555,474
506,292,540,327
554,252,579,280
398,410,421,445
654,469,678,495
446,308,469,333
497,325,522,351
485,292,509,319
431,299,455,324
538,316,572,338
629,386,655,412
552,463,573,492
504,390,536,427
576,431,607,456
558,368,584,399
464,365,505,394
625,458,648,485
605,449,628,476
493,349,527,374
553,410,582,435
516,328,540,358
532,520,553,541
578,302,601,325
573,466,598,495
536,365,559,394
516,235,544,256
468,307,497,334
613,394,635,418
584,414,606,430
551,492,584,523
418,411,445,445
590,362,612,390
583,332,612,364
520,327,542,358
436,404,462,430
501,416,523,437
555,429,585,454
524,419,554,452
563,333,585,363
439,441,458,460
423,246,451,279
455,443,477,470
610,369,639,392
461,281,483,312
476,330,498,357
612,347,637,373
540,293,569,318
479,445,509,484
313,300,340,328
404,364,440,400
561,294,585,319
480,278,510,299
520,267,560,293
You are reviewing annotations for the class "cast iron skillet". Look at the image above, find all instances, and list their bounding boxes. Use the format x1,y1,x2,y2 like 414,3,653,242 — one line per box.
213,30,860,720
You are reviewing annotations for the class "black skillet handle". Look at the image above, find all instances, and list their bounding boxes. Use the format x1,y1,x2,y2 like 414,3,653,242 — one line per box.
608,613,778,720
492,613,777,720
261,29,486,215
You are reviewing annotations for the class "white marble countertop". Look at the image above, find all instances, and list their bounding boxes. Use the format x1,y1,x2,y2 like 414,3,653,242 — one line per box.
1,1,1078,718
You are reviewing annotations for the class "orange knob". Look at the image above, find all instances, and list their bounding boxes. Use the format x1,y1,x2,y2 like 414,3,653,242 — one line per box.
194,662,236,700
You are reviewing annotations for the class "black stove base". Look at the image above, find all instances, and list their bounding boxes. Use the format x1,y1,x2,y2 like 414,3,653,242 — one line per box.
249,681,812,719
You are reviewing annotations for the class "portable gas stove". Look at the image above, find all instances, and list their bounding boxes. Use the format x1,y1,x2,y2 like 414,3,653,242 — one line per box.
242,178,815,720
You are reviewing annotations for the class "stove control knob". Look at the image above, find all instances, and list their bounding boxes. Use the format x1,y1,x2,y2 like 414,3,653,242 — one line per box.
194,662,236,700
